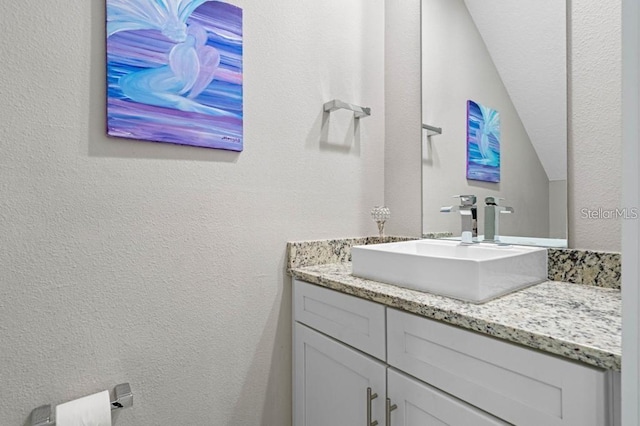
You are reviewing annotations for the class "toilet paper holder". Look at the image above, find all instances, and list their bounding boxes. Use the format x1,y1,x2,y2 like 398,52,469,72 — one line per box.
30,383,133,426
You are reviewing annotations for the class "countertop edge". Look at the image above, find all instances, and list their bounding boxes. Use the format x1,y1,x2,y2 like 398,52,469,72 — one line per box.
290,266,621,372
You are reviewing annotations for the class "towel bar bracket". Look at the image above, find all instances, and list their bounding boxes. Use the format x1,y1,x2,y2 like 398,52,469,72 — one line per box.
323,99,371,119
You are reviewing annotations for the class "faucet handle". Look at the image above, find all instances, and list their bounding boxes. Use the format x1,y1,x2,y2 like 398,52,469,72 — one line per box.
453,195,477,206
485,196,505,205
440,205,459,213
485,197,514,213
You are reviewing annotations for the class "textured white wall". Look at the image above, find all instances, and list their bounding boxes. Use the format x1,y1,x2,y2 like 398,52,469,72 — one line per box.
421,0,550,239
384,0,423,237
569,0,622,251
386,0,622,251
0,0,385,424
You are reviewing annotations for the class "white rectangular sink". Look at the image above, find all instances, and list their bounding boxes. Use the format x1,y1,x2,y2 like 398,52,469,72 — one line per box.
351,239,547,303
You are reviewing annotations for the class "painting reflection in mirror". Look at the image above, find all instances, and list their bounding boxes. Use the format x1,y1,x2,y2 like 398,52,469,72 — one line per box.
467,100,500,183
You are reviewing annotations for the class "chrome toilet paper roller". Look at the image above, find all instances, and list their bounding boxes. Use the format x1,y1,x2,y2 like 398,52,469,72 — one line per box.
30,383,133,426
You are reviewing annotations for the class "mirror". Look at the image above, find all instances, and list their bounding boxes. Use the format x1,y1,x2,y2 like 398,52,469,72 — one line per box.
421,0,568,248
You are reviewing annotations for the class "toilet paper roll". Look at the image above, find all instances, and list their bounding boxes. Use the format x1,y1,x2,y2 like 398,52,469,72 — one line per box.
56,390,112,426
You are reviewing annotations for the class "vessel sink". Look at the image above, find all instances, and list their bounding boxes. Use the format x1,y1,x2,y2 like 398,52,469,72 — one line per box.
351,239,547,303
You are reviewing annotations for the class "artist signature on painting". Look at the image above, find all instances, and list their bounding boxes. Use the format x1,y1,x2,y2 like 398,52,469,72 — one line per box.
222,136,241,143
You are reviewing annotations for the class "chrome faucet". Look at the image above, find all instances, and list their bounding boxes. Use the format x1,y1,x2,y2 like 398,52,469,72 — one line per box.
483,196,514,243
440,195,478,243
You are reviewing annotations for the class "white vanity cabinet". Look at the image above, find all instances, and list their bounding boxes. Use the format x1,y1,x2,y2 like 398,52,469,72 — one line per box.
293,279,619,426
387,308,614,426
293,279,387,426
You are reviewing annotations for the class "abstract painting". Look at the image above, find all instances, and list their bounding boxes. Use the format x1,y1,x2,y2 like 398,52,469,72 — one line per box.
107,0,243,151
466,100,500,182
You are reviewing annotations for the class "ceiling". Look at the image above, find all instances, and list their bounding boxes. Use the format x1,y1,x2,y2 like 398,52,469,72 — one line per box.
464,0,567,181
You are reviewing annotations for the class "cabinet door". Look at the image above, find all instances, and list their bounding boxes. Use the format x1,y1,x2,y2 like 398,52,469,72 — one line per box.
387,308,608,425
294,323,386,426
387,368,509,426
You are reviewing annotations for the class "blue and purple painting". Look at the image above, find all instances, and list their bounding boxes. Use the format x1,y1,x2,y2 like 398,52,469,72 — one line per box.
466,100,500,183
107,0,243,151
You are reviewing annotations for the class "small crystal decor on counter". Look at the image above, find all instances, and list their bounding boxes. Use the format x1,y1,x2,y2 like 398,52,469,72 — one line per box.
370,206,391,238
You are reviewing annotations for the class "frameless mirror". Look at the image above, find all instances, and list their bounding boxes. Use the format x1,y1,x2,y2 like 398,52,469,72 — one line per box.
421,0,568,248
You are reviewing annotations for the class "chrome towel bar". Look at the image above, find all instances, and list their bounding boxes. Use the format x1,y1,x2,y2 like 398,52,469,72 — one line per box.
422,123,443,136
323,99,371,118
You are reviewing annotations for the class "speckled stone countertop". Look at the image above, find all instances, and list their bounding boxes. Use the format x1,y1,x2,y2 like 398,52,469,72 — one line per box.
290,262,621,371
287,237,622,289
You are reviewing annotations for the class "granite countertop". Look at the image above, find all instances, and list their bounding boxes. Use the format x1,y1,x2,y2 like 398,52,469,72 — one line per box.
291,262,622,371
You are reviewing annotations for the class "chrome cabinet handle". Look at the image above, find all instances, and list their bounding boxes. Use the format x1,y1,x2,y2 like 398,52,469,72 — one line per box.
386,398,397,426
367,387,379,426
